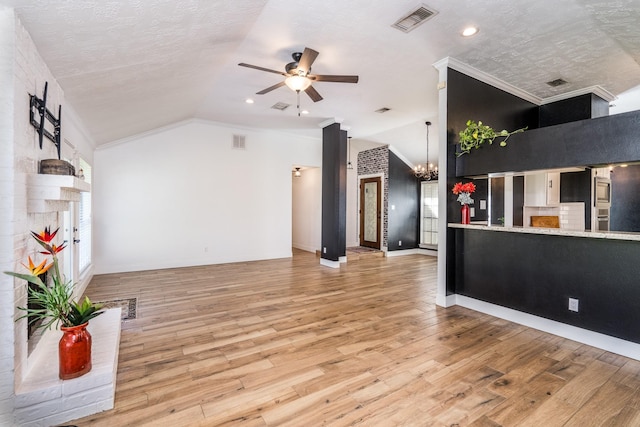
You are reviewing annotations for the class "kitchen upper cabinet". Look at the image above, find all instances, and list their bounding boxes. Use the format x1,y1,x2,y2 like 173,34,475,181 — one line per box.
524,172,560,206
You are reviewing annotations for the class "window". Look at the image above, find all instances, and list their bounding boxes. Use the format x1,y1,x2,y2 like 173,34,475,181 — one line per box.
78,158,92,273
420,181,438,247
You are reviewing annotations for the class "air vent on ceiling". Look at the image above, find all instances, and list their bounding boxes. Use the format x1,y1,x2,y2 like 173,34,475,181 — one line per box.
546,78,568,87
232,134,246,150
375,107,391,113
392,4,438,33
271,102,290,111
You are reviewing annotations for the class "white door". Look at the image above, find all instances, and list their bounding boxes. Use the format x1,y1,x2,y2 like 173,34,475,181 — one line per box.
62,203,80,291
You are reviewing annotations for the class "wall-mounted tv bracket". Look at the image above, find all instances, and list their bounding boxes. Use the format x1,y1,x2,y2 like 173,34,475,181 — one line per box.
29,81,62,159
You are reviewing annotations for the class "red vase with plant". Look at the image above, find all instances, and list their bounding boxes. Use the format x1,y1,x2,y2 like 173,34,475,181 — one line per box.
5,226,104,379
452,182,477,224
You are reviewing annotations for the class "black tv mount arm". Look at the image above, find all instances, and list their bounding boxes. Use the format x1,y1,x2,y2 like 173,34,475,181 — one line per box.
29,81,62,159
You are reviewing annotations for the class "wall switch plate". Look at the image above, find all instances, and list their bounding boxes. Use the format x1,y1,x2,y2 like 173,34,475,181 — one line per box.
569,297,579,312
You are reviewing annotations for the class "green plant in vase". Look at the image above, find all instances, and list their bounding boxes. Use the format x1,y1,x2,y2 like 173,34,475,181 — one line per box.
457,120,527,156
5,226,103,330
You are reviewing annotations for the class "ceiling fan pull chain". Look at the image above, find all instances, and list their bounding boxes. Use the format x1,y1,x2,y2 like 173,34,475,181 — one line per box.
297,90,301,117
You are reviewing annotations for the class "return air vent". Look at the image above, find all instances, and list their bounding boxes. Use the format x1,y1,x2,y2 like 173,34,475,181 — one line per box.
232,134,246,150
271,102,290,111
392,5,438,33
546,78,568,87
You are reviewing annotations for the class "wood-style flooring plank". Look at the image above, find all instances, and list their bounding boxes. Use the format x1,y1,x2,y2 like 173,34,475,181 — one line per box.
69,250,639,426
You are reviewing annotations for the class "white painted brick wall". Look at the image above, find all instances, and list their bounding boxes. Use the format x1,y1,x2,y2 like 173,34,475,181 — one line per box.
0,7,17,426
15,309,120,426
0,10,109,426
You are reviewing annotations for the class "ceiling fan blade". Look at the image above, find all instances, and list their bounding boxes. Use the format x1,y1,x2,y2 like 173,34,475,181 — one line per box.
304,85,323,102
238,63,287,76
310,74,359,83
297,48,319,75
256,81,286,95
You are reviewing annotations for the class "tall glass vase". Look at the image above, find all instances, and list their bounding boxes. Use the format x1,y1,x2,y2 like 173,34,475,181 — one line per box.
461,204,470,224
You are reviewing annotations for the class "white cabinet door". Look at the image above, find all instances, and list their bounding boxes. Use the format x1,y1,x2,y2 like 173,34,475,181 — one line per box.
525,172,560,206
546,172,560,205
524,173,546,206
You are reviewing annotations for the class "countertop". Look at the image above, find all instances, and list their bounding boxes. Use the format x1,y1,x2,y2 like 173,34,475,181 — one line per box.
448,223,640,242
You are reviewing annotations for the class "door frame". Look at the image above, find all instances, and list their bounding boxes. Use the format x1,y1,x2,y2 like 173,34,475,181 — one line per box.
358,174,384,249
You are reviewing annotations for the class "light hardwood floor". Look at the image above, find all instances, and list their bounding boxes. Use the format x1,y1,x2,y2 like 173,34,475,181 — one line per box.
70,250,640,426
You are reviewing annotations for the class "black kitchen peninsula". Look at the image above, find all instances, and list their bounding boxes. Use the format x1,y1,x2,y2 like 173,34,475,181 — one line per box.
450,223,640,344
435,59,640,359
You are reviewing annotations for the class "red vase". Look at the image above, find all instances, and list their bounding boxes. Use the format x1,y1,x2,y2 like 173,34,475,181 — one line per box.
461,204,470,224
59,322,92,380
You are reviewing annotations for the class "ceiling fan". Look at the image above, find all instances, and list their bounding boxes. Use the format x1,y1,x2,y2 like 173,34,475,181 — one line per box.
238,47,359,104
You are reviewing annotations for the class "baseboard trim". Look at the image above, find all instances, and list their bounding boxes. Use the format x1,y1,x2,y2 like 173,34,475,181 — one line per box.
454,294,640,361
320,258,341,269
385,248,438,257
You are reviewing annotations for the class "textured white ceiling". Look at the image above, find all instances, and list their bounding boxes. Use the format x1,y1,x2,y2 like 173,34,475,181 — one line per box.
4,0,640,165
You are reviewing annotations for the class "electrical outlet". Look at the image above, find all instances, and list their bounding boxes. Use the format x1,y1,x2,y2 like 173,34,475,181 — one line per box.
323,247,327,254
399,240,402,246
204,247,208,252
568,297,579,312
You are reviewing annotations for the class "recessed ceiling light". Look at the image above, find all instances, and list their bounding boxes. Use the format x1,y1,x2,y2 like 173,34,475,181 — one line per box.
462,26,479,37
245,98,254,104
301,110,309,115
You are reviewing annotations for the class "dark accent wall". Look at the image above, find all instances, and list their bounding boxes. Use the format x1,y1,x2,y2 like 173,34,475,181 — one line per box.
455,228,640,344
446,68,640,346
539,93,609,127
447,69,540,146
513,176,524,226
611,164,640,232
387,151,420,251
446,69,539,295
560,170,592,230
455,110,640,177
490,177,505,225
321,123,346,262
470,179,488,222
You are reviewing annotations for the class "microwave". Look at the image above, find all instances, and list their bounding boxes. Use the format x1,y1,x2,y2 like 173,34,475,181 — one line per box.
594,177,611,207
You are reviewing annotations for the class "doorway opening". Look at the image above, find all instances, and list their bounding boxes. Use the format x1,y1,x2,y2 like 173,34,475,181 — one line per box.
359,177,382,249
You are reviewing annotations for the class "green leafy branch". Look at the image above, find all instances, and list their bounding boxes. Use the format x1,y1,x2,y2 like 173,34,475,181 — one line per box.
457,120,527,156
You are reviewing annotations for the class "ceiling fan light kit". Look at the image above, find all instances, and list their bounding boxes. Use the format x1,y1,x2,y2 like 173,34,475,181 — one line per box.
284,75,312,92
238,47,359,115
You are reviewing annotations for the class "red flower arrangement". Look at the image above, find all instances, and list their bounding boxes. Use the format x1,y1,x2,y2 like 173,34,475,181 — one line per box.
452,182,476,195
452,182,476,205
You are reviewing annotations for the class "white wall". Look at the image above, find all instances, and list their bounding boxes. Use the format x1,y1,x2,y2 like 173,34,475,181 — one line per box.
93,120,321,274
292,167,321,252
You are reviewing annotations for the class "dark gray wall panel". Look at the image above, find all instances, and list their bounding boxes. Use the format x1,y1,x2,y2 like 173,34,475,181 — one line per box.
455,228,640,343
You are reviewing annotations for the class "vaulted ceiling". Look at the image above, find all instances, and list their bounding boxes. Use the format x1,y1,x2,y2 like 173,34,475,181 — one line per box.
4,0,640,165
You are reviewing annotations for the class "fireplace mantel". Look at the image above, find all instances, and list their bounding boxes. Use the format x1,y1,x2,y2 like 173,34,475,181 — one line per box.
27,174,90,212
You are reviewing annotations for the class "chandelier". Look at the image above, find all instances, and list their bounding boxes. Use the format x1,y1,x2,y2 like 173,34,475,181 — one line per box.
414,121,438,181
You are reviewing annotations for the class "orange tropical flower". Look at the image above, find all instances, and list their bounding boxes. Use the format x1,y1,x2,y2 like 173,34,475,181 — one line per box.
31,226,59,244
21,256,53,276
39,242,66,256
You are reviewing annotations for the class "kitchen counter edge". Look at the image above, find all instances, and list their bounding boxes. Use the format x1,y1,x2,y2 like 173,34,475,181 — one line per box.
448,223,640,242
